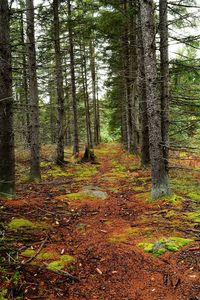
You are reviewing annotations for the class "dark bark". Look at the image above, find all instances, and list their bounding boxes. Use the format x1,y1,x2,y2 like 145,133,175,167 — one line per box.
139,0,170,198
26,0,41,180
80,42,93,149
53,0,65,165
137,6,150,167
89,40,100,145
159,0,170,172
20,11,30,146
0,0,15,197
68,0,79,155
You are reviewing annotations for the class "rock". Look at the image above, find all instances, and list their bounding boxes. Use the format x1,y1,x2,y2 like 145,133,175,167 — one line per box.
81,189,108,200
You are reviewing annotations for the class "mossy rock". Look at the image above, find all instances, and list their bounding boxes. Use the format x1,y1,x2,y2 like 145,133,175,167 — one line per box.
8,218,41,230
138,236,192,256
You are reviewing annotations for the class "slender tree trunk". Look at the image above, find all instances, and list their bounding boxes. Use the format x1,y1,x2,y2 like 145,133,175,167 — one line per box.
53,0,65,164
20,11,30,146
159,0,169,172
26,0,41,180
129,0,139,153
0,0,15,197
137,6,150,167
122,1,131,152
139,0,170,198
89,40,100,145
67,0,79,155
48,70,57,144
81,43,93,148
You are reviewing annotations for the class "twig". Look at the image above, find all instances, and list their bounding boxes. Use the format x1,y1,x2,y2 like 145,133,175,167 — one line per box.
22,236,48,265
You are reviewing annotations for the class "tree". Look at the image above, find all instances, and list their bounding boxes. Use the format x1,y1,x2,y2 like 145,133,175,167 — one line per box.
159,0,170,172
68,0,79,155
0,0,15,197
139,0,170,198
26,0,41,180
53,0,65,165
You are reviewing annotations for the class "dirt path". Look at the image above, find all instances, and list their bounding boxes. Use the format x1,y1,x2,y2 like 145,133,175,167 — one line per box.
0,144,199,300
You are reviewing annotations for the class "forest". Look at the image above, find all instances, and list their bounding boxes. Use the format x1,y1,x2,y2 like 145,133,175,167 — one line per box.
0,0,200,299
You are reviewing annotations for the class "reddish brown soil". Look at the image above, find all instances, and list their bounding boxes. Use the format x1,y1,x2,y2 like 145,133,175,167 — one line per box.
0,144,199,300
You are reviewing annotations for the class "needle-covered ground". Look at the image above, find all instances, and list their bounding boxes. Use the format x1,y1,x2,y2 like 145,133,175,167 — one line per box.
0,144,199,300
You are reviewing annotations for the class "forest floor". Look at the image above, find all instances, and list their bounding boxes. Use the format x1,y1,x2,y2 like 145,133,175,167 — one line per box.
0,143,199,300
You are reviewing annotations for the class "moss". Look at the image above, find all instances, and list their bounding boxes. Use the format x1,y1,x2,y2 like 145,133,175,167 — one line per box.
165,210,176,218
21,249,36,257
37,251,57,260
0,289,8,300
74,165,98,181
138,237,192,256
47,260,65,271
60,254,75,263
187,192,200,201
108,227,140,244
47,254,75,271
156,194,183,205
40,161,51,168
186,210,200,223
45,166,73,178
8,218,38,230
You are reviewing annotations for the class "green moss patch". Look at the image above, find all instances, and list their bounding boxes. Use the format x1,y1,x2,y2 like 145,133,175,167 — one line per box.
185,210,200,223
8,218,41,230
74,165,98,181
47,254,75,271
187,192,200,201
138,237,192,256
21,249,36,257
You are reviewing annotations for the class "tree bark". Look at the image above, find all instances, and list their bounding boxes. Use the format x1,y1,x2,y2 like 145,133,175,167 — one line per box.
53,0,65,164
129,0,139,153
20,11,30,146
0,0,15,197
137,5,150,167
26,0,41,180
159,0,169,172
139,0,170,198
67,0,79,155
89,40,100,145
80,42,93,149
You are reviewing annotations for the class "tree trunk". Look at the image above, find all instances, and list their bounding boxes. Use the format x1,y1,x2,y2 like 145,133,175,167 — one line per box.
26,0,41,180
129,0,139,154
67,0,79,155
0,0,15,197
53,0,65,164
137,5,150,167
80,42,93,149
159,0,169,172
89,40,100,145
20,11,30,146
139,0,170,198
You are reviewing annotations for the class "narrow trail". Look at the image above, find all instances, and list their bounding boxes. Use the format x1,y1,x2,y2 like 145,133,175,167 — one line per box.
0,144,199,300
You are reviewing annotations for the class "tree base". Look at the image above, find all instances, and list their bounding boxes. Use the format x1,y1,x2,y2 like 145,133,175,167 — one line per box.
151,181,171,199
80,145,96,163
